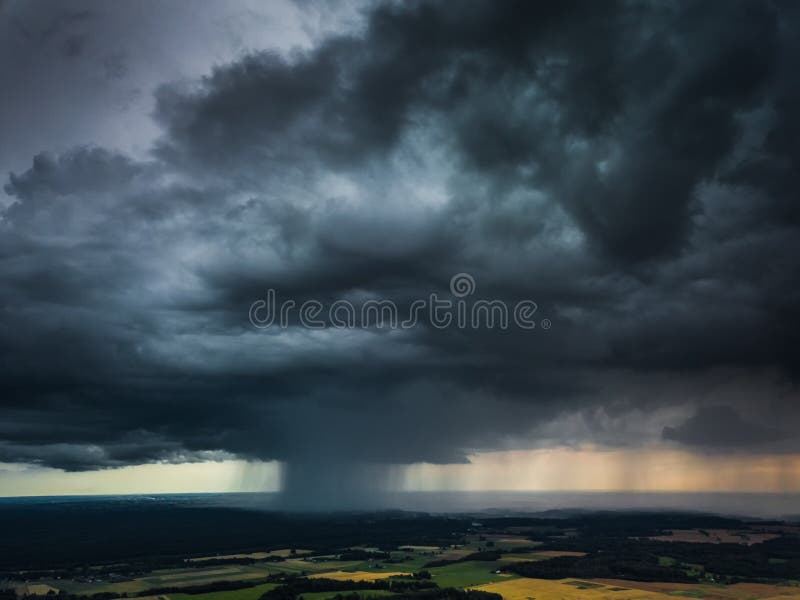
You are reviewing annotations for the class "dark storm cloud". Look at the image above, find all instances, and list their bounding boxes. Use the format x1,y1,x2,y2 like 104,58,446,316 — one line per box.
663,406,790,448
8,6,92,45
153,1,777,261
1,0,799,480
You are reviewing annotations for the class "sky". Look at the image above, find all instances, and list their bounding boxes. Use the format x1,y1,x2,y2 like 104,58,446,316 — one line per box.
1,0,799,505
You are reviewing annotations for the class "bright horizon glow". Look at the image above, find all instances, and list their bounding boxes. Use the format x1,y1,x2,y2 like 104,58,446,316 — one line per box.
2,447,800,497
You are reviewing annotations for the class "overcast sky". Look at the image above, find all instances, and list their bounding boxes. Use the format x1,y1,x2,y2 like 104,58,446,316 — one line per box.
1,0,799,503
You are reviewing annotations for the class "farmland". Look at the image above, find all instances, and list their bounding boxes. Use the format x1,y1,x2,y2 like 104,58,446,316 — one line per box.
169,583,279,600
189,550,313,563
473,578,800,600
2,502,800,600
644,530,782,546
301,591,395,600
428,562,515,588
308,572,410,582
473,578,673,600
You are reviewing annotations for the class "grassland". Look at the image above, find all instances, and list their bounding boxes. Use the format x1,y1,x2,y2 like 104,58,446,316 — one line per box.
190,550,312,562
644,530,781,546
497,550,588,565
50,564,315,596
168,583,279,600
300,591,395,600
481,536,538,551
427,561,514,588
528,551,587,558
52,577,152,595
40,539,529,598
432,548,475,562
308,571,410,582
281,560,366,574
344,554,431,573
123,566,267,591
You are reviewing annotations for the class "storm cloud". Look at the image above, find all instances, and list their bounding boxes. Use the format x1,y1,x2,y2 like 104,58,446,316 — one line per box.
1,0,799,500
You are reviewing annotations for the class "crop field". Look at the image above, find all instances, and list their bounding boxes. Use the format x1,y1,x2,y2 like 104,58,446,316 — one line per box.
168,583,279,600
52,577,153,595
9,510,800,600
457,535,535,553
497,553,545,563
434,548,475,561
301,591,395,600
278,559,364,573
190,549,312,562
428,561,515,588
644,530,781,546
51,565,273,595
189,553,272,562
138,566,268,587
397,543,474,563
496,550,587,563
483,536,537,550
472,578,673,599
474,578,800,600
385,553,436,571
593,579,800,599
13,585,59,596
155,568,248,582
308,571,410,582
33,538,800,600
48,555,417,600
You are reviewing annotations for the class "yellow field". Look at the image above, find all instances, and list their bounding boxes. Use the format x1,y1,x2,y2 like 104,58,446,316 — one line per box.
16,585,60,596
487,536,533,545
190,549,312,562
497,551,587,565
474,578,800,600
309,571,410,582
497,555,539,563
472,578,673,599
594,579,800,600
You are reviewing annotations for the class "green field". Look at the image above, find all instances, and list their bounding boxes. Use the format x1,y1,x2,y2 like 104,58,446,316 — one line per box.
169,582,279,600
51,560,374,596
427,561,514,588
281,560,364,574
36,544,525,600
139,566,268,587
497,552,544,563
49,578,153,595
345,557,430,573
300,591,395,600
